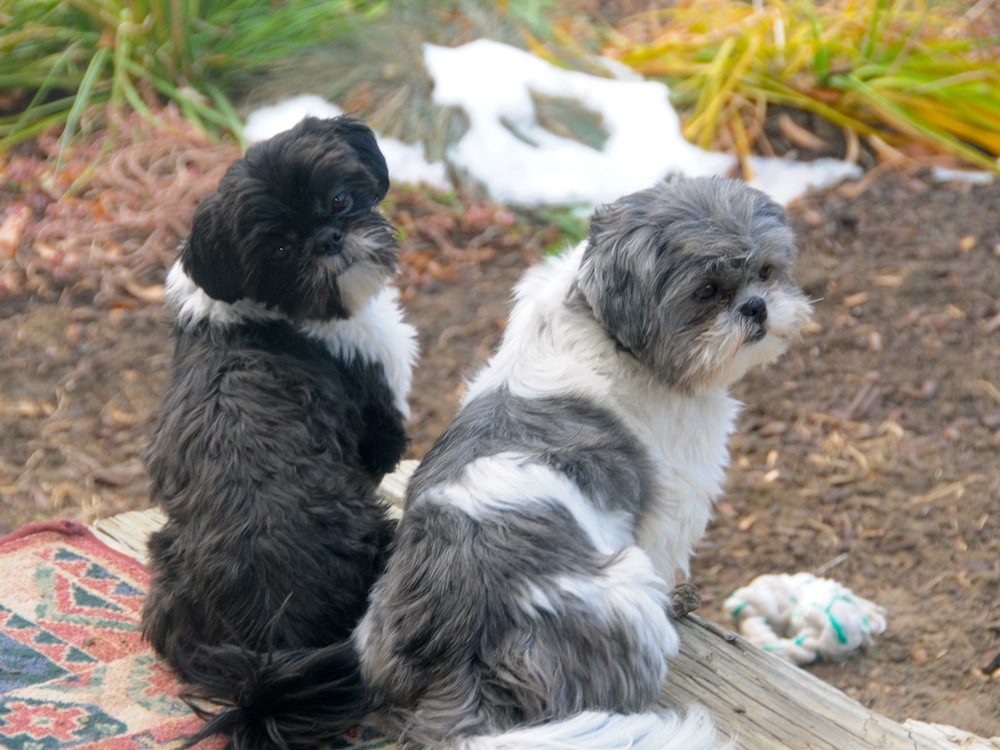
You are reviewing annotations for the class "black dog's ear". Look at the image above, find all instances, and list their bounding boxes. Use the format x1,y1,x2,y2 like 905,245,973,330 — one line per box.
181,193,242,304
331,116,390,200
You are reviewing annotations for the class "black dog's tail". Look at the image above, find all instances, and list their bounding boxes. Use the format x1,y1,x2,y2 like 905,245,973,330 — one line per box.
176,637,371,750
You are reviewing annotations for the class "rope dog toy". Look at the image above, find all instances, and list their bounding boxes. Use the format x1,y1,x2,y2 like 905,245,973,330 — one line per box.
724,572,887,665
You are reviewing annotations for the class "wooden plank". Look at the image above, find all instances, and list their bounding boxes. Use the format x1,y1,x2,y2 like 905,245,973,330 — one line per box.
92,506,165,565
92,459,986,750
902,720,1000,750
663,615,951,749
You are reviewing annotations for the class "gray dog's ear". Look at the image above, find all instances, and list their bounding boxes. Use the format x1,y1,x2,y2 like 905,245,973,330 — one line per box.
181,193,242,304
576,195,660,358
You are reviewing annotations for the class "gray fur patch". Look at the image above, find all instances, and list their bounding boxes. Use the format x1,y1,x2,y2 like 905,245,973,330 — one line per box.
406,387,651,521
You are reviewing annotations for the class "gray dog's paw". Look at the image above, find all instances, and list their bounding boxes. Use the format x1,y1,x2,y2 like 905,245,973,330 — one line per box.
669,582,701,619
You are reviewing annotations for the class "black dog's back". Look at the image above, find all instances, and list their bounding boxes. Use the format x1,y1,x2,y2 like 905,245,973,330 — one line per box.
143,318,403,668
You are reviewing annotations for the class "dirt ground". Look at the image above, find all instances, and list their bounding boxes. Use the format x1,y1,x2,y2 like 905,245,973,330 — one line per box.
1,145,998,738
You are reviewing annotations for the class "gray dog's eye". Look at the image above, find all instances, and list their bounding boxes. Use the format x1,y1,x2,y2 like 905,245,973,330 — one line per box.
695,282,718,301
759,264,773,281
331,191,353,213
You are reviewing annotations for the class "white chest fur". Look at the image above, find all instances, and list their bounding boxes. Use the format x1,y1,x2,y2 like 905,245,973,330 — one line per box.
300,288,417,418
615,385,739,583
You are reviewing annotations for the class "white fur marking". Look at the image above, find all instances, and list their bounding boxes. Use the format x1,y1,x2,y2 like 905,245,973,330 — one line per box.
432,453,632,555
165,261,417,417
165,261,283,328
535,547,677,659
301,286,417,417
337,263,390,317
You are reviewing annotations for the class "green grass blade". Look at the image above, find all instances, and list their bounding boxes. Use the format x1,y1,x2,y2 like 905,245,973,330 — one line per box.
203,82,246,146
831,72,1000,171
60,46,111,150
802,0,830,82
0,109,74,150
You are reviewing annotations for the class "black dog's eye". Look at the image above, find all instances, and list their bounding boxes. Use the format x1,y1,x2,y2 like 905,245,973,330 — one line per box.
759,264,773,282
274,245,288,259
331,191,353,214
695,282,719,301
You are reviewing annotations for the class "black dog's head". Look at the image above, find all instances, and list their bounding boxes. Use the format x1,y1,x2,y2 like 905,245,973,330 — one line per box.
575,176,812,391
182,116,397,320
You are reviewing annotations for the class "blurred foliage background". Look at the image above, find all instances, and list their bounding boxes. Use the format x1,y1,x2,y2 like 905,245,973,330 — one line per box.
2,0,997,172
0,0,383,151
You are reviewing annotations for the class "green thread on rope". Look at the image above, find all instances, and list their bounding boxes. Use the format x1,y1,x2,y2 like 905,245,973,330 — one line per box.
822,594,852,645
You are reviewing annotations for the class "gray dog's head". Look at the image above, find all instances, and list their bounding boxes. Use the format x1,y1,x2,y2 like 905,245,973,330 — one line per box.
573,176,812,391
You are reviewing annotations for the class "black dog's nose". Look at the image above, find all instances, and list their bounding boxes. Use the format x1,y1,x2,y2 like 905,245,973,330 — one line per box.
315,226,345,255
739,297,767,325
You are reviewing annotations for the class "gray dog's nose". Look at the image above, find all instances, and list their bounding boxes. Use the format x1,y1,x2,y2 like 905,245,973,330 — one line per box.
739,297,767,325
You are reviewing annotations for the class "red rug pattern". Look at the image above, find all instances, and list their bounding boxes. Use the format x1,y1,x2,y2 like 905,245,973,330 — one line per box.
0,520,393,749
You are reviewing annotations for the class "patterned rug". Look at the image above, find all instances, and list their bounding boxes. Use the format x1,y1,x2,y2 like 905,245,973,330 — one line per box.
0,520,393,749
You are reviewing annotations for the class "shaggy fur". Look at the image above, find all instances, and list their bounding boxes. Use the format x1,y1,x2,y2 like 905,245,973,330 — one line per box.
141,116,417,687
181,177,812,750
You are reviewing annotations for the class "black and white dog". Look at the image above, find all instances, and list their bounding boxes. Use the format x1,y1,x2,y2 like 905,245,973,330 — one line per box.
141,116,417,688
185,177,811,750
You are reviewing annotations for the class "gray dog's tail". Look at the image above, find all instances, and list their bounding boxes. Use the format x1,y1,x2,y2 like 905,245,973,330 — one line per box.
176,637,371,750
451,707,727,750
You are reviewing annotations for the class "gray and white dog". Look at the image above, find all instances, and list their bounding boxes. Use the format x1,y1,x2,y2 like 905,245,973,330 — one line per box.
186,176,812,750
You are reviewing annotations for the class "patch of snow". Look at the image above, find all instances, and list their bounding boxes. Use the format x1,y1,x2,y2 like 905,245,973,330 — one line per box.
746,155,862,207
423,39,733,205
244,40,864,206
244,94,342,143
376,140,450,191
930,166,996,185
423,39,859,206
